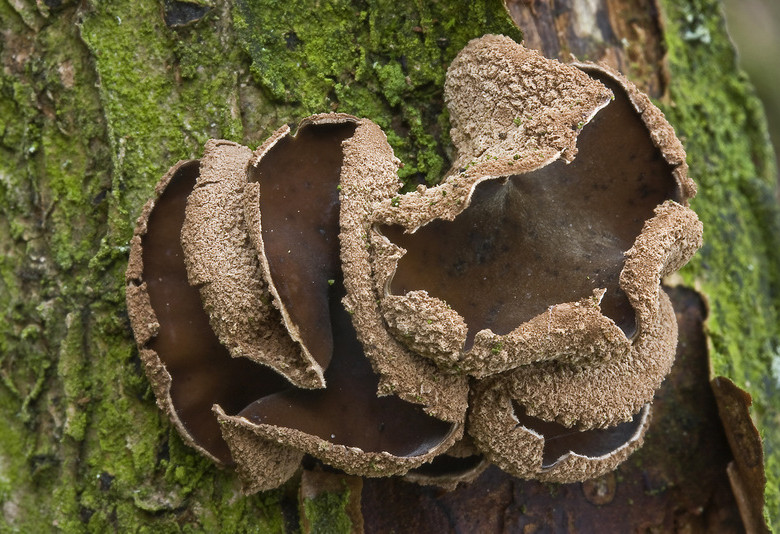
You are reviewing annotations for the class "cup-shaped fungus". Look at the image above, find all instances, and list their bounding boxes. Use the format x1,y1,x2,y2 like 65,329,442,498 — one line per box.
367,35,702,481
125,160,297,481
126,34,701,491
180,139,319,389
402,436,490,491
217,115,464,490
127,114,464,493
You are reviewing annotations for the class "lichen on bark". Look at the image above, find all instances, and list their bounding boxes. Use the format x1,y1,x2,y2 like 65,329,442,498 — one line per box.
232,0,521,186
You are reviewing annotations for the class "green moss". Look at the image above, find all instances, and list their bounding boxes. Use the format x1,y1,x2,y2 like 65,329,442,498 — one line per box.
233,0,521,186
658,0,780,527
0,11,78,534
58,312,88,441
302,488,353,534
0,0,289,530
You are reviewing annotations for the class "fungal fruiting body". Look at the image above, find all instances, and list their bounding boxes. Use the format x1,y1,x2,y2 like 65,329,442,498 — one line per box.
372,35,701,482
127,114,464,493
125,35,702,491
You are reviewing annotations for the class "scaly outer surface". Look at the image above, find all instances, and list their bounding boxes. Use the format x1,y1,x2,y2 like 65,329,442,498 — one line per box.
217,117,464,489
181,140,319,388
341,120,469,423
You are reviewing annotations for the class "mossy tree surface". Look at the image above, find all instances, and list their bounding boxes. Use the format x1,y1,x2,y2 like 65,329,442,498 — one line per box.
657,0,780,526
0,0,777,532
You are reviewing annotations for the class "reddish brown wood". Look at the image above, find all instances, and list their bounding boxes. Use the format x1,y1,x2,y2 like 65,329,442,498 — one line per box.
504,0,668,96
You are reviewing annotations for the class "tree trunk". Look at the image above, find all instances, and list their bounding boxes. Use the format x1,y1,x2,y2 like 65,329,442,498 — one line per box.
0,0,776,532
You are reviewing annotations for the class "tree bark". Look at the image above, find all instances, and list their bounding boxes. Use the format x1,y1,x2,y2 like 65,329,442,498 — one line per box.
0,0,776,531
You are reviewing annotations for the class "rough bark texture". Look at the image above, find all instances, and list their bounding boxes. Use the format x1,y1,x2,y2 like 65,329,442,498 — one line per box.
0,0,777,532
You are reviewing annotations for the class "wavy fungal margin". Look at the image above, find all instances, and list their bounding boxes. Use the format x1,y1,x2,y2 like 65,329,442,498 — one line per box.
125,35,701,491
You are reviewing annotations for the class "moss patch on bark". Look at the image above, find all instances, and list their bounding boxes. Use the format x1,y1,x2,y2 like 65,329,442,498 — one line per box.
659,0,780,527
233,0,521,186
301,489,353,534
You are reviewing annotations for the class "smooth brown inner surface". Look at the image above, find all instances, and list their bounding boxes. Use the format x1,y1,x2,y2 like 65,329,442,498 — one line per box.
383,72,679,348
512,402,646,468
142,161,289,463
249,122,357,370
240,277,452,456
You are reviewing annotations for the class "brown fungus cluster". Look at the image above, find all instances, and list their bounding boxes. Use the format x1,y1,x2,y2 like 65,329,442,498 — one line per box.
126,35,702,491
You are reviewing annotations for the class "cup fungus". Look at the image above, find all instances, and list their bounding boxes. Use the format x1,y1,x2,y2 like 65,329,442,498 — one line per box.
369,35,702,481
126,34,701,491
125,160,293,467
127,114,463,493
403,436,490,491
